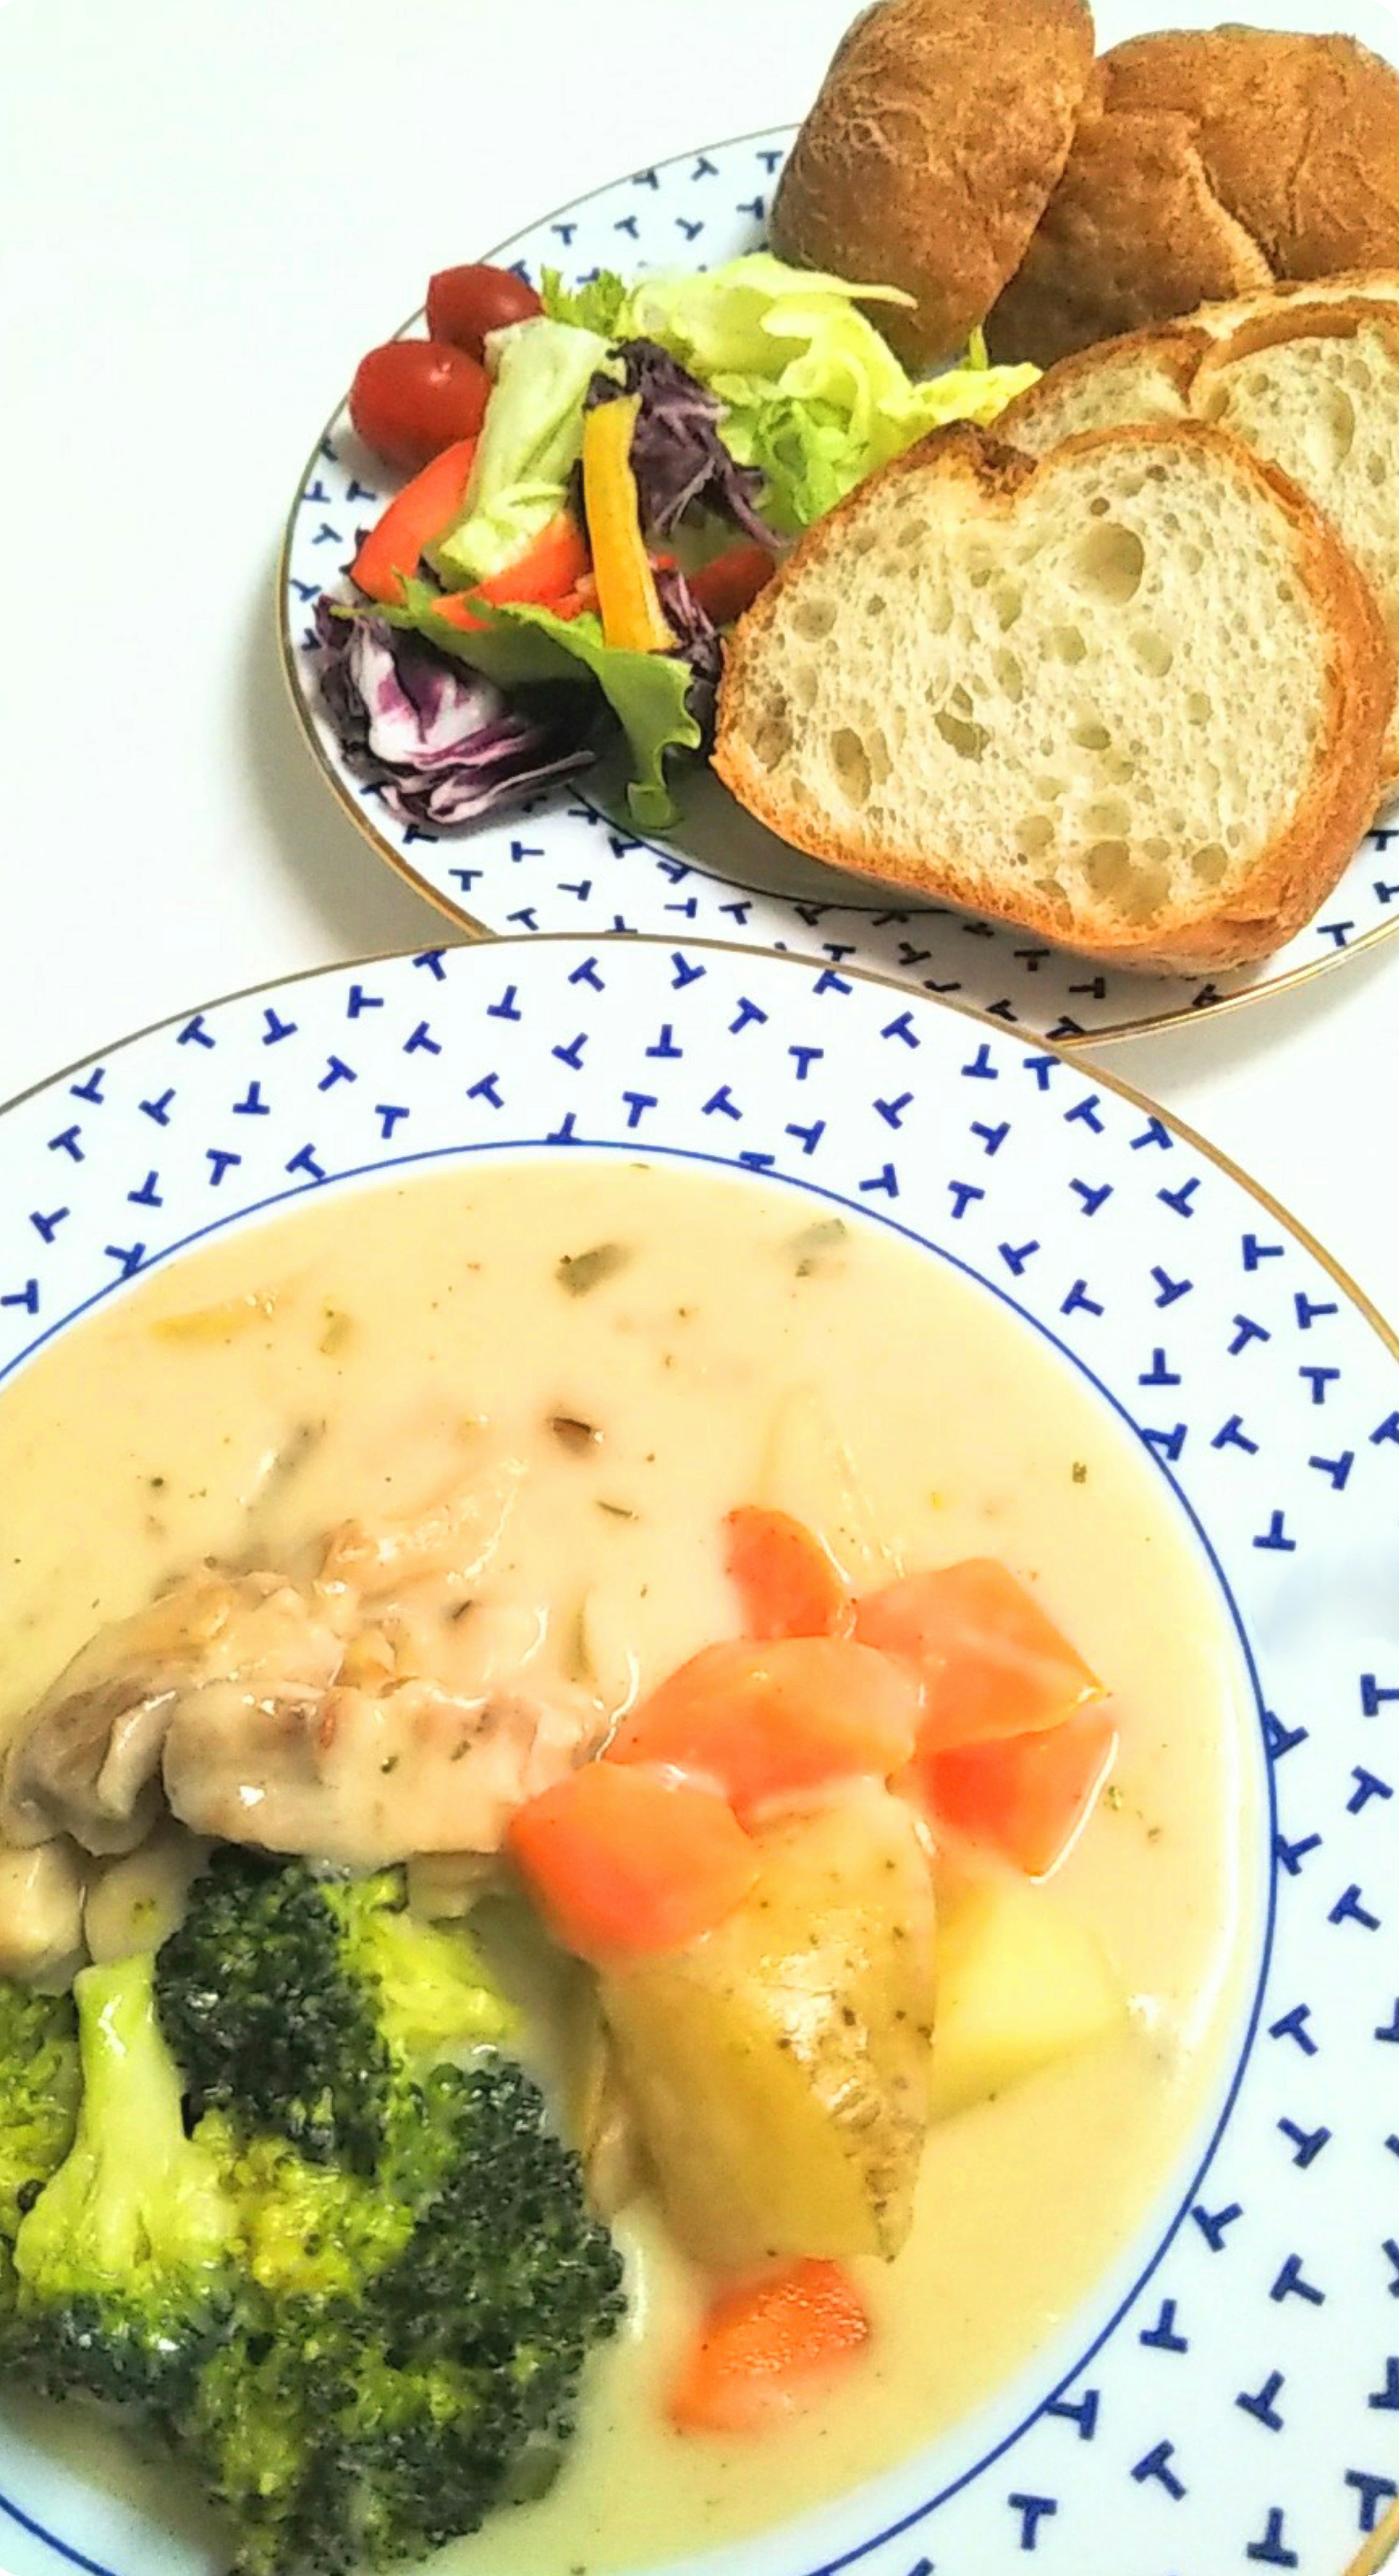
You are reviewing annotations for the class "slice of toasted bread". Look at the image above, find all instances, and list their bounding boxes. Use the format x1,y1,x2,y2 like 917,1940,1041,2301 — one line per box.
1001,292,1399,793
712,422,1392,975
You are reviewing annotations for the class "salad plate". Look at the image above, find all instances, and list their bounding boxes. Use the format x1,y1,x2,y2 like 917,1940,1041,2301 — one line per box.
0,931,1396,2576
280,128,1399,1048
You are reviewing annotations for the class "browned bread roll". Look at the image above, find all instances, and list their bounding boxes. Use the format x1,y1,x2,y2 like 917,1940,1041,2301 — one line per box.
769,0,1096,371
989,27,1399,367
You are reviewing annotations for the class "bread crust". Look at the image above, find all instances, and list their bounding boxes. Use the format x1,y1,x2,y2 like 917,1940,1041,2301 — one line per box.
713,421,1394,976
769,0,1095,371
987,28,1399,368
999,288,1399,792
986,104,1272,365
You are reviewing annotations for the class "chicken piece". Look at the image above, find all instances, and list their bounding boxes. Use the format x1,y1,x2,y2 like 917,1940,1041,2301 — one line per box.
0,1838,87,1986
317,1460,521,1602
164,1664,600,1870
1,1571,346,1856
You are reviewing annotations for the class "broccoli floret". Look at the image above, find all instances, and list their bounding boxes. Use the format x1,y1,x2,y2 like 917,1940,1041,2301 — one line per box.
12,1953,239,2411
155,1851,516,2174
178,2060,626,2576
0,1979,80,2349
7,1860,626,2576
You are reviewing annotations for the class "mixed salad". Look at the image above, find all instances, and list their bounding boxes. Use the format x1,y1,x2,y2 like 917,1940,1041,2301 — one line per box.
314,254,1038,833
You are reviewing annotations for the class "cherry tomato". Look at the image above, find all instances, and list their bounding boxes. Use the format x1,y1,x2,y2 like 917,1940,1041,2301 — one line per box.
349,339,490,472
425,263,544,361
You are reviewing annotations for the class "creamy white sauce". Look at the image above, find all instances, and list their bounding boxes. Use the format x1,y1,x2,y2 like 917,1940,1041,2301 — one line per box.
0,1156,1259,2572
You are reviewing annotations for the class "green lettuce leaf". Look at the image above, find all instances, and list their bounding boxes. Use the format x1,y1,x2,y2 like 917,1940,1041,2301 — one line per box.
427,316,616,587
539,266,630,337
387,583,700,830
618,251,1037,531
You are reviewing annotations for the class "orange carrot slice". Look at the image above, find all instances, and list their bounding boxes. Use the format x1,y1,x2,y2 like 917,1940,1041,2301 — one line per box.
855,1560,1104,1754
669,2259,870,2433
350,438,478,605
723,1506,853,1640
506,1762,757,1961
920,1708,1120,1878
607,1636,920,1815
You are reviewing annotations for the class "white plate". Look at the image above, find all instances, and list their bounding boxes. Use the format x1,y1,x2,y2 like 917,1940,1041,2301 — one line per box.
281,126,1399,1049
1,934,1396,2576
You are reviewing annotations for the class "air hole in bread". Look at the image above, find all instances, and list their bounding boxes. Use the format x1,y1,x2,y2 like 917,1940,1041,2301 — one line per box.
1192,843,1228,886
1186,691,1212,727
935,710,990,761
847,526,877,558
1133,631,1174,679
791,663,818,713
897,520,924,550
1016,814,1055,857
1034,874,1072,922
791,596,837,644
1181,543,1204,575
866,725,892,785
1053,626,1088,665
993,650,1024,705
866,594,887,620
1143,837,1172,865
1083,841,1167,921
1324,389,1357,462
1085,797,1133,839
1088,497,1110,519
927,592,954,636
754,716,791,772
1367,451,1388,487
949,683,975,720
1034,774,1067,801
1070,523,1145,607
994,584,1023,631
1071,718,1112,753
829,727,871,803
966,551,994,589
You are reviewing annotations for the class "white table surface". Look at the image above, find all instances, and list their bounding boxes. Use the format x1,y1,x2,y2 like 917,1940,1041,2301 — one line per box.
4,0,1399,1331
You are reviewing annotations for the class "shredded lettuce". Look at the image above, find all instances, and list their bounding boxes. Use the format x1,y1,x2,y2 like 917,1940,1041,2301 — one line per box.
386,582,700,831
540,266,630,337
616,252,1037,533
428,316,616,586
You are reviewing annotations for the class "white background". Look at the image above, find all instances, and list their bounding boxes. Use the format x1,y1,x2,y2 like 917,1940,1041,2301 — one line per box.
3,0,1399,1316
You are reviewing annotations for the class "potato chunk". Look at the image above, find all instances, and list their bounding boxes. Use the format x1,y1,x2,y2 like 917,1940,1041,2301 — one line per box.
600,1783,934,2268
929,1880,1125,2120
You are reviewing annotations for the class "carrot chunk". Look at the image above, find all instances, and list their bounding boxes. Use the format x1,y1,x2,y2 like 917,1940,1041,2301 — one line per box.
921,1709,1120,1878
606,1636,920,1815
723,1506,853,1640
669,2259,870,2433
854,1560,1104,1753
507,1763,757,1961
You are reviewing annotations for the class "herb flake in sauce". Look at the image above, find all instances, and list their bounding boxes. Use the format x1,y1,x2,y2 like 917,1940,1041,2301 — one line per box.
557,1243,631,1297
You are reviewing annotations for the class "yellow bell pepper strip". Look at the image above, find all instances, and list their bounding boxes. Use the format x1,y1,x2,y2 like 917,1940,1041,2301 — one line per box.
581,395,675,654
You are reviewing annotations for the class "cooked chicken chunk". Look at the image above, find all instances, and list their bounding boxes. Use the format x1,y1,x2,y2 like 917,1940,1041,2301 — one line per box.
0,1838,87,1985
316,1461,520,1600
84,1822,212,1964
2,1472,595,1874
164,1606,599,1870
0,1571,346,1855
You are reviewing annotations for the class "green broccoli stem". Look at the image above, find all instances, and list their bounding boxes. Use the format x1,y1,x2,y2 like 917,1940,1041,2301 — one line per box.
16,1955,234,2290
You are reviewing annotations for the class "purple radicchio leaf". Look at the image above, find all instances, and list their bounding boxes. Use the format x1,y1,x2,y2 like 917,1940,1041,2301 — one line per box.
581,340,775,546
313,597,595,829
655,568,725,752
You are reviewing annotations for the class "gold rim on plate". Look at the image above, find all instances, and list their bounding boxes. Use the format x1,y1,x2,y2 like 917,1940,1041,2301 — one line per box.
272,127,1399,1051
